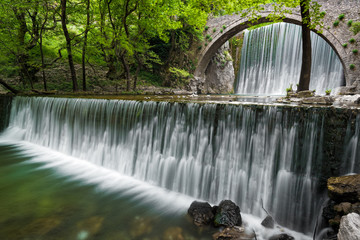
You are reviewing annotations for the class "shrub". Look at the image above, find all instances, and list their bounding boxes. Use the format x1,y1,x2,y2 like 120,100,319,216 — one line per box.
208,37,213,42
353,49,358,54
220,29,223,33
343,43,348,48
205,34,210,39
222,25,226,30
333,20,340,27
350,22,360,35
347,20,353,26
204,26,209,31
213,28,217,33
198,46,202,50
320,11,326,17
349,38,355,43
350,64,355,70
338,14,345,20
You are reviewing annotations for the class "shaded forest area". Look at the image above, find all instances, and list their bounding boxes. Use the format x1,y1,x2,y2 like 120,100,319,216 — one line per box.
0,0,325,94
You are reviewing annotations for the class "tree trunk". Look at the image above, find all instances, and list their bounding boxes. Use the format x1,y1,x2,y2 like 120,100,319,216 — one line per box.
61,0,78,92
120,55,131,91
0,78,20,94
82,0,90,91
298,0,312,92
39,32,47,91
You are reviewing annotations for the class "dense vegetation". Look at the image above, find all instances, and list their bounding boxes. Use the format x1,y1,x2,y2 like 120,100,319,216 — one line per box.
0,0,321,93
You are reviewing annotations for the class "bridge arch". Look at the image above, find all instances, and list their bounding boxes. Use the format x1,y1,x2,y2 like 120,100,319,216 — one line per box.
194,11,354,89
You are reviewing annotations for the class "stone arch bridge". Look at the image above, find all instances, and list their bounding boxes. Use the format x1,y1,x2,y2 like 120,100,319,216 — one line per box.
193,0,360,94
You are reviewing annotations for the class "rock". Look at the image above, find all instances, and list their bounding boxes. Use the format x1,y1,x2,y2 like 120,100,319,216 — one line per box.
76,216,104,237
212,226,254,240
214,200,242,227
337,213,360,240
188,201,214,227
261,215,275,228
334,202,353,215
130,216,153,238
268,233,295,240
163,226,184,240
297,90,314,98
328,175,360,203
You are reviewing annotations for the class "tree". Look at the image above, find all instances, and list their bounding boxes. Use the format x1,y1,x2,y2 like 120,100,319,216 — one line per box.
298,0,312,91
60,0,78,92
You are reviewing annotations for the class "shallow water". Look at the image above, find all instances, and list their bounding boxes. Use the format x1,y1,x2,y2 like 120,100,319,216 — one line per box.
0,140,311,240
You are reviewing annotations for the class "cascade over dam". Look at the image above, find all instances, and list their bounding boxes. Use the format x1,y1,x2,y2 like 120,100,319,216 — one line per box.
0,96,359,239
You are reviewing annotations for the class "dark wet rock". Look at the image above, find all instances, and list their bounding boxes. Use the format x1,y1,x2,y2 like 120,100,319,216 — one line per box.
334,202,353,215
328,174,360,203
188,201,214,227
212,226,254,240
163,226,184,240
323,200,337,220
269,233,295,240
214,200,242,227
261,215,275,228
337,213,360,240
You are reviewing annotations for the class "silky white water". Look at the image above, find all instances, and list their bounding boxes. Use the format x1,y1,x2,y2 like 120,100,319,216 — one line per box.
3,96,336,234
235,22,343,95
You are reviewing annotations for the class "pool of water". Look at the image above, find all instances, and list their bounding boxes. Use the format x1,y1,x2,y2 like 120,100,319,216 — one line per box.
0,136,312,240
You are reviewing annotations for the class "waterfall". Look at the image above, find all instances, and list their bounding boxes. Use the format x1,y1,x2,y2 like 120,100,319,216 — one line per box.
342,115,360,173
235,23,343,95
3,96,334,234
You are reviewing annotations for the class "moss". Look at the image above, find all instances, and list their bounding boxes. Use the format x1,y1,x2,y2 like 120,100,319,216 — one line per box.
343,43,348,48
352,49,358,54
349,38,355,43
349,64,355,70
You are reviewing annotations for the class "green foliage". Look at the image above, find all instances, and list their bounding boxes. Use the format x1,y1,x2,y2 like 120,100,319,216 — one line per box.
350,22,360,35
213,28,217,33
325,89,331,95
286,84,293,93
347,20,353,26
205,26,209,31
338,14,345,20
333,20,340,27
220,29,223,33
206,34,211,39
208,37,213,42
350,64,355,70
320,11,326,17
353,49,358,54
343,43,348,48
198,46,202,50
222,25,226,30
349,38,356,43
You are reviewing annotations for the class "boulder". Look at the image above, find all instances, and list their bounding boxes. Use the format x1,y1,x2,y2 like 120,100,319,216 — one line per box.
261,215,275,229
269,233,295,240
188,201,214,227
214,200,242,227
328,174,360,203
337,213,360,240
212,226,254,240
